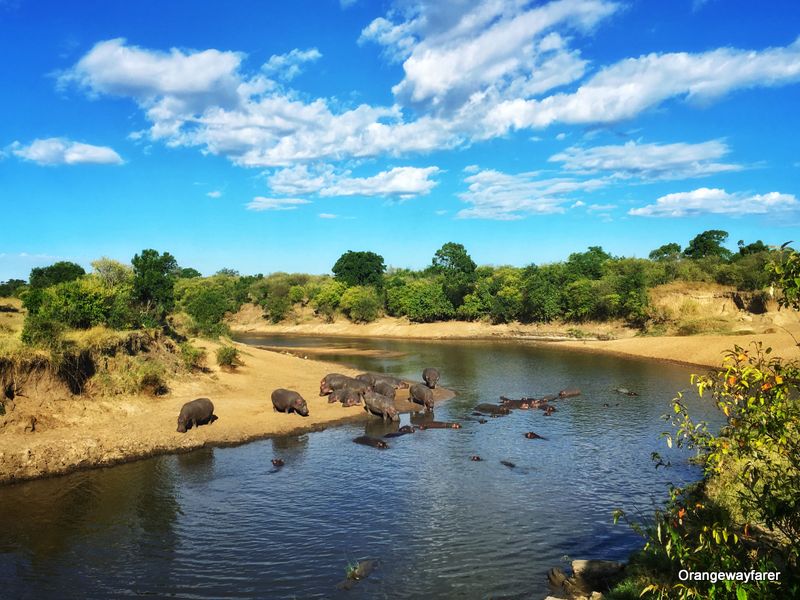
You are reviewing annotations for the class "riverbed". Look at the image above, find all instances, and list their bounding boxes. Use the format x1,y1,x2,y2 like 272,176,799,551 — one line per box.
0,336,722,599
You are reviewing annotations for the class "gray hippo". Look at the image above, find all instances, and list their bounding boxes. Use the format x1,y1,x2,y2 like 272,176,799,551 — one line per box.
409,383,435,412
319,373,351,396
352,435,389,449
177,397,216,433
321,376,371,396
558,388,581,398
417,421,461,430
363,391,400,422
373,380,396,400
328,387,363,406
474,403,510,415
271,389,310,416
422,367,440,389
384,425,415,438
373,374,409,389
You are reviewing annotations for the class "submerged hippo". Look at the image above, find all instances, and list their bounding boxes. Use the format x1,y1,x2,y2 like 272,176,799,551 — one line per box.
353,435,389,449
558,388,581,398
373,380,396,400
524,431,545,439
474,403,510,415
384,425,415,438
409,383,435,412
363,391,400,422
417,421,462,430
271,389,310,416
422,367,440,389
614,387,639,396
176,397,216,433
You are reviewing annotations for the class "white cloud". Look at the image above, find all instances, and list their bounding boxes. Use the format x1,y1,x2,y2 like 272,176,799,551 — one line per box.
318,213,338,219
267,164,441,198
262,48,322,81
550,139,740,179
457,168,606,220
363,0,617,112
486,37,800,132
555,132,567,140
586,202,616,211
206,190,222,198
246,196,311,211
11,137,123,165
629,187,800,217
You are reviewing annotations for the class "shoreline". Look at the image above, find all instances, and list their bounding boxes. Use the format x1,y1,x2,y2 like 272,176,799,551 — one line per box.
0,341,452,487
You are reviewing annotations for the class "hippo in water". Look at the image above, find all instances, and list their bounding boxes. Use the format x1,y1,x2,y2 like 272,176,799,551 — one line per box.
409,383,435,412
271,389,310,416
474,403,510,416
558,388,581,398
416,421,461,430
373,380,396,400
176,397,216,433
422,367,440,389
363,391,400,422
384,425,415,438
353,435,389,449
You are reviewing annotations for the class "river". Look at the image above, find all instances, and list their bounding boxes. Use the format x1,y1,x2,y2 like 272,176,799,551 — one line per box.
0,336,723,599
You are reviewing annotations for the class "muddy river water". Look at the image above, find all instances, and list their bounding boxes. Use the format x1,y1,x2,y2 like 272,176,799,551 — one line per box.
0,336,723,599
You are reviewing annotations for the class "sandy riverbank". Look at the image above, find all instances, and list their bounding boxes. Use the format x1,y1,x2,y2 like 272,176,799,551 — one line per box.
0,340,452,486
232,311,800,369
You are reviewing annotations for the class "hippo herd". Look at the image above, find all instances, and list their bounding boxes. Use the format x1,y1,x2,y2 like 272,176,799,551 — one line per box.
174,367,442,433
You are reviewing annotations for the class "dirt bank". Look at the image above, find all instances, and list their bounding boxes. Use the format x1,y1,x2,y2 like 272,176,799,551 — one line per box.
0,341,452,486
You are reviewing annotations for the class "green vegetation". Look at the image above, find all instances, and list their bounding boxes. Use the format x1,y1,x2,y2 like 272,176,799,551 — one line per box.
610,245,800,599
215,345,241,368
332,250,386,288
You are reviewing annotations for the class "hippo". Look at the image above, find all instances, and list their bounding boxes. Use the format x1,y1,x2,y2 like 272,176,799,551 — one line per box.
353,435,389,449
363,391,400,422
333,377,372,395
271,389,310,416
374,374,409,389
271,458,285,467
373,380,396,400
524,431,545,439
422,367,440,389
319,373,351,396
409,383,435,412
470,455,482,461
384,425,415,438
176,397,215,433
615,387,639,396
500,460,516,468
558,388,581,398
336,559,380,590
417,421,462,430
355,373,376,386
500,397,532,409
329,388,363,406
474,403,510,415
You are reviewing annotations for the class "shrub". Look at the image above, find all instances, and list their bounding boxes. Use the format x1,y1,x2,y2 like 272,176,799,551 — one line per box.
312,280,347,322
288,285,305,305
332,251,386,288
390,280,454,323
21,315,65,348
179,341,206,370
29,261,86,289
216,345,241,368
339,286,381,323
136,361,169,395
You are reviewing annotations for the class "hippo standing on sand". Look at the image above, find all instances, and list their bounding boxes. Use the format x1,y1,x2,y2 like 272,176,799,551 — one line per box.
177,397,216,433
328,388,363,406
271,389,310,416
409,383,435,412
422,368,440,389
363,391,400,422
373,380,396,400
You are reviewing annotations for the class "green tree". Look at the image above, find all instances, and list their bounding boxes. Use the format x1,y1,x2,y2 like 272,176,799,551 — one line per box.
683,230,733,260
649,242,682,261
520,264,564,322
0,278,27,297
737,239,768,256
91,257,133,287
565,246,612,280
332,251,386,288
131,249,178,324
387,280,454,322
312,280,347,322
339,286,381,323
176,267,202,279
29,261,86,289
430,242,477,308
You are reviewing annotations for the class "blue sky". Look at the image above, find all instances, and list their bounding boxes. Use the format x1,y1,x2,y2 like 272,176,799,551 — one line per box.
1,0,799,279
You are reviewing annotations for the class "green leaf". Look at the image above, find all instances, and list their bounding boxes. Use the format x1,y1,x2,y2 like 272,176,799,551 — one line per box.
737,587,748,600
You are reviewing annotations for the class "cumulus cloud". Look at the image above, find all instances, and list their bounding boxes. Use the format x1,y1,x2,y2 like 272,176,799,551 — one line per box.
246,196,311,211
550,139,741,179
457,167,606,220
206,190,222,198
362,0,617,112
11,137,123,165
267,164,441,198
486,38,800,133
262,48,322,80
629,187,800,217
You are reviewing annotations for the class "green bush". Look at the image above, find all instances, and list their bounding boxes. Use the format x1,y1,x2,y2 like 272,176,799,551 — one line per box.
21,315,66,348
179,341,206,370
389,280,454,322
136,360,169,395
29,261,86,289
288,285,305,305
312,280,347,321
216,345,241,368
339,286,381,323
